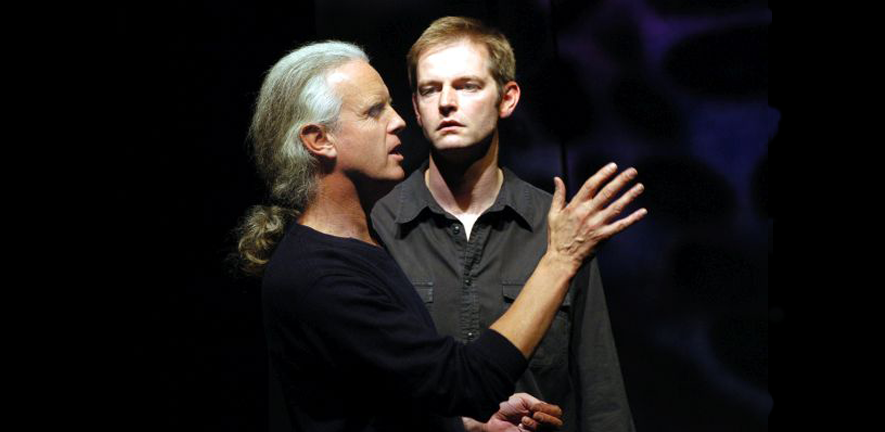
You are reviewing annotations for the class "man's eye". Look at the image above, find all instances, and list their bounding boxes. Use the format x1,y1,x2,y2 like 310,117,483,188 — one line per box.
419,87,437,96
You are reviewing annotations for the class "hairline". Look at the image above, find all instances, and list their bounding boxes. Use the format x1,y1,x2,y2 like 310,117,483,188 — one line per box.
413,38,503,94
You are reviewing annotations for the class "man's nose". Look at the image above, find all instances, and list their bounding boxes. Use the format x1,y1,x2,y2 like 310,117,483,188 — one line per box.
439,86,457,114
390,107,406,134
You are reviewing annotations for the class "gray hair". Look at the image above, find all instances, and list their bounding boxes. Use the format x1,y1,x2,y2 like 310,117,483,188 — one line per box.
236,41,368,276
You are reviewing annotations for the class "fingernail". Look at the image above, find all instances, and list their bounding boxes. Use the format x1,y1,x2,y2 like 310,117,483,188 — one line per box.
608,162,617,171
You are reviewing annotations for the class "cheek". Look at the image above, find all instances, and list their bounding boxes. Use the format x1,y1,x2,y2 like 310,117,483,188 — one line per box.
416,106,431,123
476,106,498,128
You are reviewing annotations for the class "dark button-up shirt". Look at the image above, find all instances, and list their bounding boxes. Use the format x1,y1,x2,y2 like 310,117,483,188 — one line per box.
371,162,636,432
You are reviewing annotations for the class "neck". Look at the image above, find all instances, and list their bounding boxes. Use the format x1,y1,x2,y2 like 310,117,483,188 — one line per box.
298,172,380,245
426,130,503,216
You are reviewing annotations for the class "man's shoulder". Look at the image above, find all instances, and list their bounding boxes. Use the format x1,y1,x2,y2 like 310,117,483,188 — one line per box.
373,180,404,221
371,180,409,243
509,171,553,199
267,225,380,282
373,166,426,223
501,167,554,223
264,225,398,304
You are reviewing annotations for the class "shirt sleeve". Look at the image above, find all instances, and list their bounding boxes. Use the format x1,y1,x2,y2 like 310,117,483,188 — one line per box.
277,270,527,420
570,259,637,432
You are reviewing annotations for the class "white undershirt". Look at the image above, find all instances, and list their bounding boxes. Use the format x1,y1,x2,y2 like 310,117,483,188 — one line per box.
425,168,504,241
458,213,481,240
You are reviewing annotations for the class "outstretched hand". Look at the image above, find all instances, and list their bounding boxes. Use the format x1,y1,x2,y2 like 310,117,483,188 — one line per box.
465,393,564,432
547,163,647,270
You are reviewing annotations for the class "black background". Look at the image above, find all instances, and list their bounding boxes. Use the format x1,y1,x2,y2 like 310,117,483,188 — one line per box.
110,1,774,430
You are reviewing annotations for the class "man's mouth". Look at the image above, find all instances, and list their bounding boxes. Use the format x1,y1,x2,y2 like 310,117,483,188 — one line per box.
437,120,463,130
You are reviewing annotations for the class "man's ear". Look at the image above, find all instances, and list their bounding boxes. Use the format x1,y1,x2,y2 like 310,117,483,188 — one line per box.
412,93,423,128
300,124,337,159
498,81,521,119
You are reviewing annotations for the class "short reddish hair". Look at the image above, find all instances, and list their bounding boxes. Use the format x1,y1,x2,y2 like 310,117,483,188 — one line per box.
407,16,516,96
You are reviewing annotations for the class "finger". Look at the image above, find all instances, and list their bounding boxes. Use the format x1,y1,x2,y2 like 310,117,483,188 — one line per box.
513,392,540,403
511,392,541,410
599,182,645,222
600,207,648,239
590,167,637,210
572,162,618,205
550,177,566,212
530,402,563,418
532,411,564,428
521,416,539,431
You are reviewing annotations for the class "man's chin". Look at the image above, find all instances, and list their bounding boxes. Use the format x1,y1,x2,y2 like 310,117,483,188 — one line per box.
430,138,493,165
351,166,405,188
431,137,473,151
379,167,407,185
379,172,406,195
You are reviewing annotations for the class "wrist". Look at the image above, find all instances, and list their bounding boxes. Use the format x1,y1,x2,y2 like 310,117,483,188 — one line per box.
541,249,582,278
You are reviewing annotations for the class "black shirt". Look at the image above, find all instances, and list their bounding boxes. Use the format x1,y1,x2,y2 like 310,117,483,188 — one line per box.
371,163,636,432
263,223,528,432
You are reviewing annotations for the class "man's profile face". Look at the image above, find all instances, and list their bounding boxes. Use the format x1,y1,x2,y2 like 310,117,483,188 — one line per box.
413,40,505,153
327,60,407,183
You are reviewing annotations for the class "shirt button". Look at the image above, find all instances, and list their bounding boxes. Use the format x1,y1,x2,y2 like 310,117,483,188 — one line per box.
465,278,472,286
467,331,475,340
453,225,461,235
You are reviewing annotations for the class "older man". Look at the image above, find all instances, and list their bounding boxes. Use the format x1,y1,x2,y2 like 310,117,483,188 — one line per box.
237,40,645,432
372,17,638,432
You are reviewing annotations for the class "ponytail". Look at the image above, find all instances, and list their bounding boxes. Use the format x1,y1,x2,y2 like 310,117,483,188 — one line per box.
235,205,297,277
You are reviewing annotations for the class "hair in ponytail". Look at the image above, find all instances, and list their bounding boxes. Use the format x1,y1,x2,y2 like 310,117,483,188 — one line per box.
234,41,368,276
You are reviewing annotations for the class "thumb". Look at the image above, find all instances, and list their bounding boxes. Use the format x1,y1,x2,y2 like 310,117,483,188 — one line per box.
510,393,540,411
551,177,566,212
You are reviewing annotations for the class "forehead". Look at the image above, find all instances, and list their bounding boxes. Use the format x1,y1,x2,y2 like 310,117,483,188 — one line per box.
416,40,492,81
327,60,389,108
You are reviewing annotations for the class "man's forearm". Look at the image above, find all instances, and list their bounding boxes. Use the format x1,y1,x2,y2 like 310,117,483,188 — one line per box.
490,251,577,358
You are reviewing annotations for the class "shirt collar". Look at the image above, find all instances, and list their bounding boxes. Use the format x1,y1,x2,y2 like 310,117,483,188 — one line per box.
394,160,539,230
394,160,441,224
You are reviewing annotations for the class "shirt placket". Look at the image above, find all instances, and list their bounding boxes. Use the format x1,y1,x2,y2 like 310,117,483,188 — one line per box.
455,218,490,343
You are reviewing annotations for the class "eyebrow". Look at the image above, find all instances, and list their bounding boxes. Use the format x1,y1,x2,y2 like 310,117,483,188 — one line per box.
418,75,486,86
365,96,392,114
